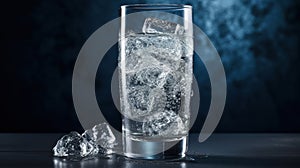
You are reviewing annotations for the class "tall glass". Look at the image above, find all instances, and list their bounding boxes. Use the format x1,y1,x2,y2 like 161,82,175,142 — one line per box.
119,4,193,160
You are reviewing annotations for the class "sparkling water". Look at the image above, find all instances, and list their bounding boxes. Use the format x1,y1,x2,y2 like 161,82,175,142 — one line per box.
119,19,193,143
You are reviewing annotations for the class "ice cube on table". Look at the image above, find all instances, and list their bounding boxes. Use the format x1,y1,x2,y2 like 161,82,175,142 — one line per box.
53,131,99,160
142,110,185,136
53,122,118,160
82,123,117,154
142,17,185,35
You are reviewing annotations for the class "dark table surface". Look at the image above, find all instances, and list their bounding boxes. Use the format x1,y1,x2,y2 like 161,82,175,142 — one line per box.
0,133,299,168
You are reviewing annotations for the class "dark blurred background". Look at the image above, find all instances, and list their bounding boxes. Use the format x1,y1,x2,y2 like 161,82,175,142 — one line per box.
0,0,299,133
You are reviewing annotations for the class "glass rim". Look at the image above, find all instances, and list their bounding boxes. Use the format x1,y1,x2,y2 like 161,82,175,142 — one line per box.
121,4,192,10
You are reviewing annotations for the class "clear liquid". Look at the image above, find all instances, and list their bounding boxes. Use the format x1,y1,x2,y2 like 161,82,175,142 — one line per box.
119,33,193,159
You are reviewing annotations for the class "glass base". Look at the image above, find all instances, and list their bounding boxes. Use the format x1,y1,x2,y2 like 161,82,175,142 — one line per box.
123,135,188,160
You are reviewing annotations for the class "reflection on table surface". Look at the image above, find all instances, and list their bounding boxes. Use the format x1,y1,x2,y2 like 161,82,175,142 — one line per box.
0,133,300,168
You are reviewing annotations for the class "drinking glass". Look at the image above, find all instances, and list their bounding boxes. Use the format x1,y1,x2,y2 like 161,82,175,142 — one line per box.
119,4,193,160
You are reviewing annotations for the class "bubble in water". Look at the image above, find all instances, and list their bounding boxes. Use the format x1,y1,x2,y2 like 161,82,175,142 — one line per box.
127,67,163,88
142,110,186,136
163,73,183,114
124,34,184,71
127,85,167,118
